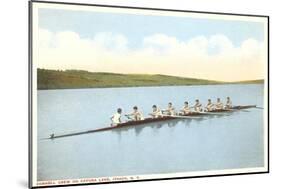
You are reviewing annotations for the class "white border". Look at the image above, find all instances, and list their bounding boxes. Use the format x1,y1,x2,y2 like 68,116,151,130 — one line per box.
35,167,267,187
32,2,39,187
32,1,268,22
30,1,269,187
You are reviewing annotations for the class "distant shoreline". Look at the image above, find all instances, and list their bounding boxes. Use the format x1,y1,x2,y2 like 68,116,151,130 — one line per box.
37,69,264,90
37,83,264,91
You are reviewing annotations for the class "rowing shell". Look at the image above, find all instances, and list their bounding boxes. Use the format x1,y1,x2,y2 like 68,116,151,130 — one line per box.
47,105,257,139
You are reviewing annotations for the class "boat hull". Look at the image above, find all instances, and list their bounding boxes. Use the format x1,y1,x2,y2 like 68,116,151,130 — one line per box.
232,105,256,109
48,105,258,139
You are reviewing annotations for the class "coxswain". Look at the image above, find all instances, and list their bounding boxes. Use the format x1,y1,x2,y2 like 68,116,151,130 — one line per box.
110,108,122,126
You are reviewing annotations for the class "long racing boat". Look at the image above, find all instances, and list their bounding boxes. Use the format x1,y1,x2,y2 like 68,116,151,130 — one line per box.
46,105,258,140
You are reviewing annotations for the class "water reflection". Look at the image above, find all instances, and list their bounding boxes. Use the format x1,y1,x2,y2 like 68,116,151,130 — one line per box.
110,113,230,137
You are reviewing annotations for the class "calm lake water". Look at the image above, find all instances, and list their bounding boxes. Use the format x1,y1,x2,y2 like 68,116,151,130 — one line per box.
37,84,264,181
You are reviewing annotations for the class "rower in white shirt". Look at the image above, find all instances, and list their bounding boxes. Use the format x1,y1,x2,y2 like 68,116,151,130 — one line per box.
110,108,122,126
215,98,224,110
149,105,163,118
193,99,203,112
180,101,191,115
225,97,232,109
162,102,177,116
205,99,215,112
125,106,144,121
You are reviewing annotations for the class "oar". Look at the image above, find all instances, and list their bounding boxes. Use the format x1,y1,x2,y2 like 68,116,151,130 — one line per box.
148,114,202,119
197,111,231,115
239,110,250,112
168,115,203,119
125,114,133,120
254,106,264,110
226,108,248,112
161,109,170,114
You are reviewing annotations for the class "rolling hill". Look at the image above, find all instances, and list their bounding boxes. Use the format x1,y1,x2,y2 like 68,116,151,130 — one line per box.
37,69,263,90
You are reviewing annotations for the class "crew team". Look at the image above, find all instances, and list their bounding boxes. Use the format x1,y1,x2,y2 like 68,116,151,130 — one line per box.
111,97,232,125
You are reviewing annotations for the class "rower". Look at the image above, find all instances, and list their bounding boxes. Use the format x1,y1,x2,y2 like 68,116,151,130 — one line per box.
225,97,232,109
149,105,163,118
215,98,224,110
125,106,144,121
205,99,214,112
193,99,202,112
180,101,190,115
110,108,122,126
162,102,176,116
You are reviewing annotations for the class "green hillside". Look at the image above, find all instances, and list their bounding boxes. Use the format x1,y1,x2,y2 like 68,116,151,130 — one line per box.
37,69,224,90
37,69,264,90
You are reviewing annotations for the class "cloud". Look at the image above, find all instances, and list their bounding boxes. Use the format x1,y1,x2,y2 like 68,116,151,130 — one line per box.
37,28,266,81
208,34,234,55
93,32,128,51
38,29,53,48
143,33,180,52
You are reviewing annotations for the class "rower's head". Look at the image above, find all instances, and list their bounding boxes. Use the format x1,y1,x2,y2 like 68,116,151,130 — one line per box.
196,99,199,103
133,106,138,112
227,97,230,101
217,98,221,102
184,101,188,105
208,99,211,103
152,105,157,111
117,108,122,114
168,102,172,107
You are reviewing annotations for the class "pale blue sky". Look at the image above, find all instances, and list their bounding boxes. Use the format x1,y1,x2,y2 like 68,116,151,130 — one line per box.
38,8,264,49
